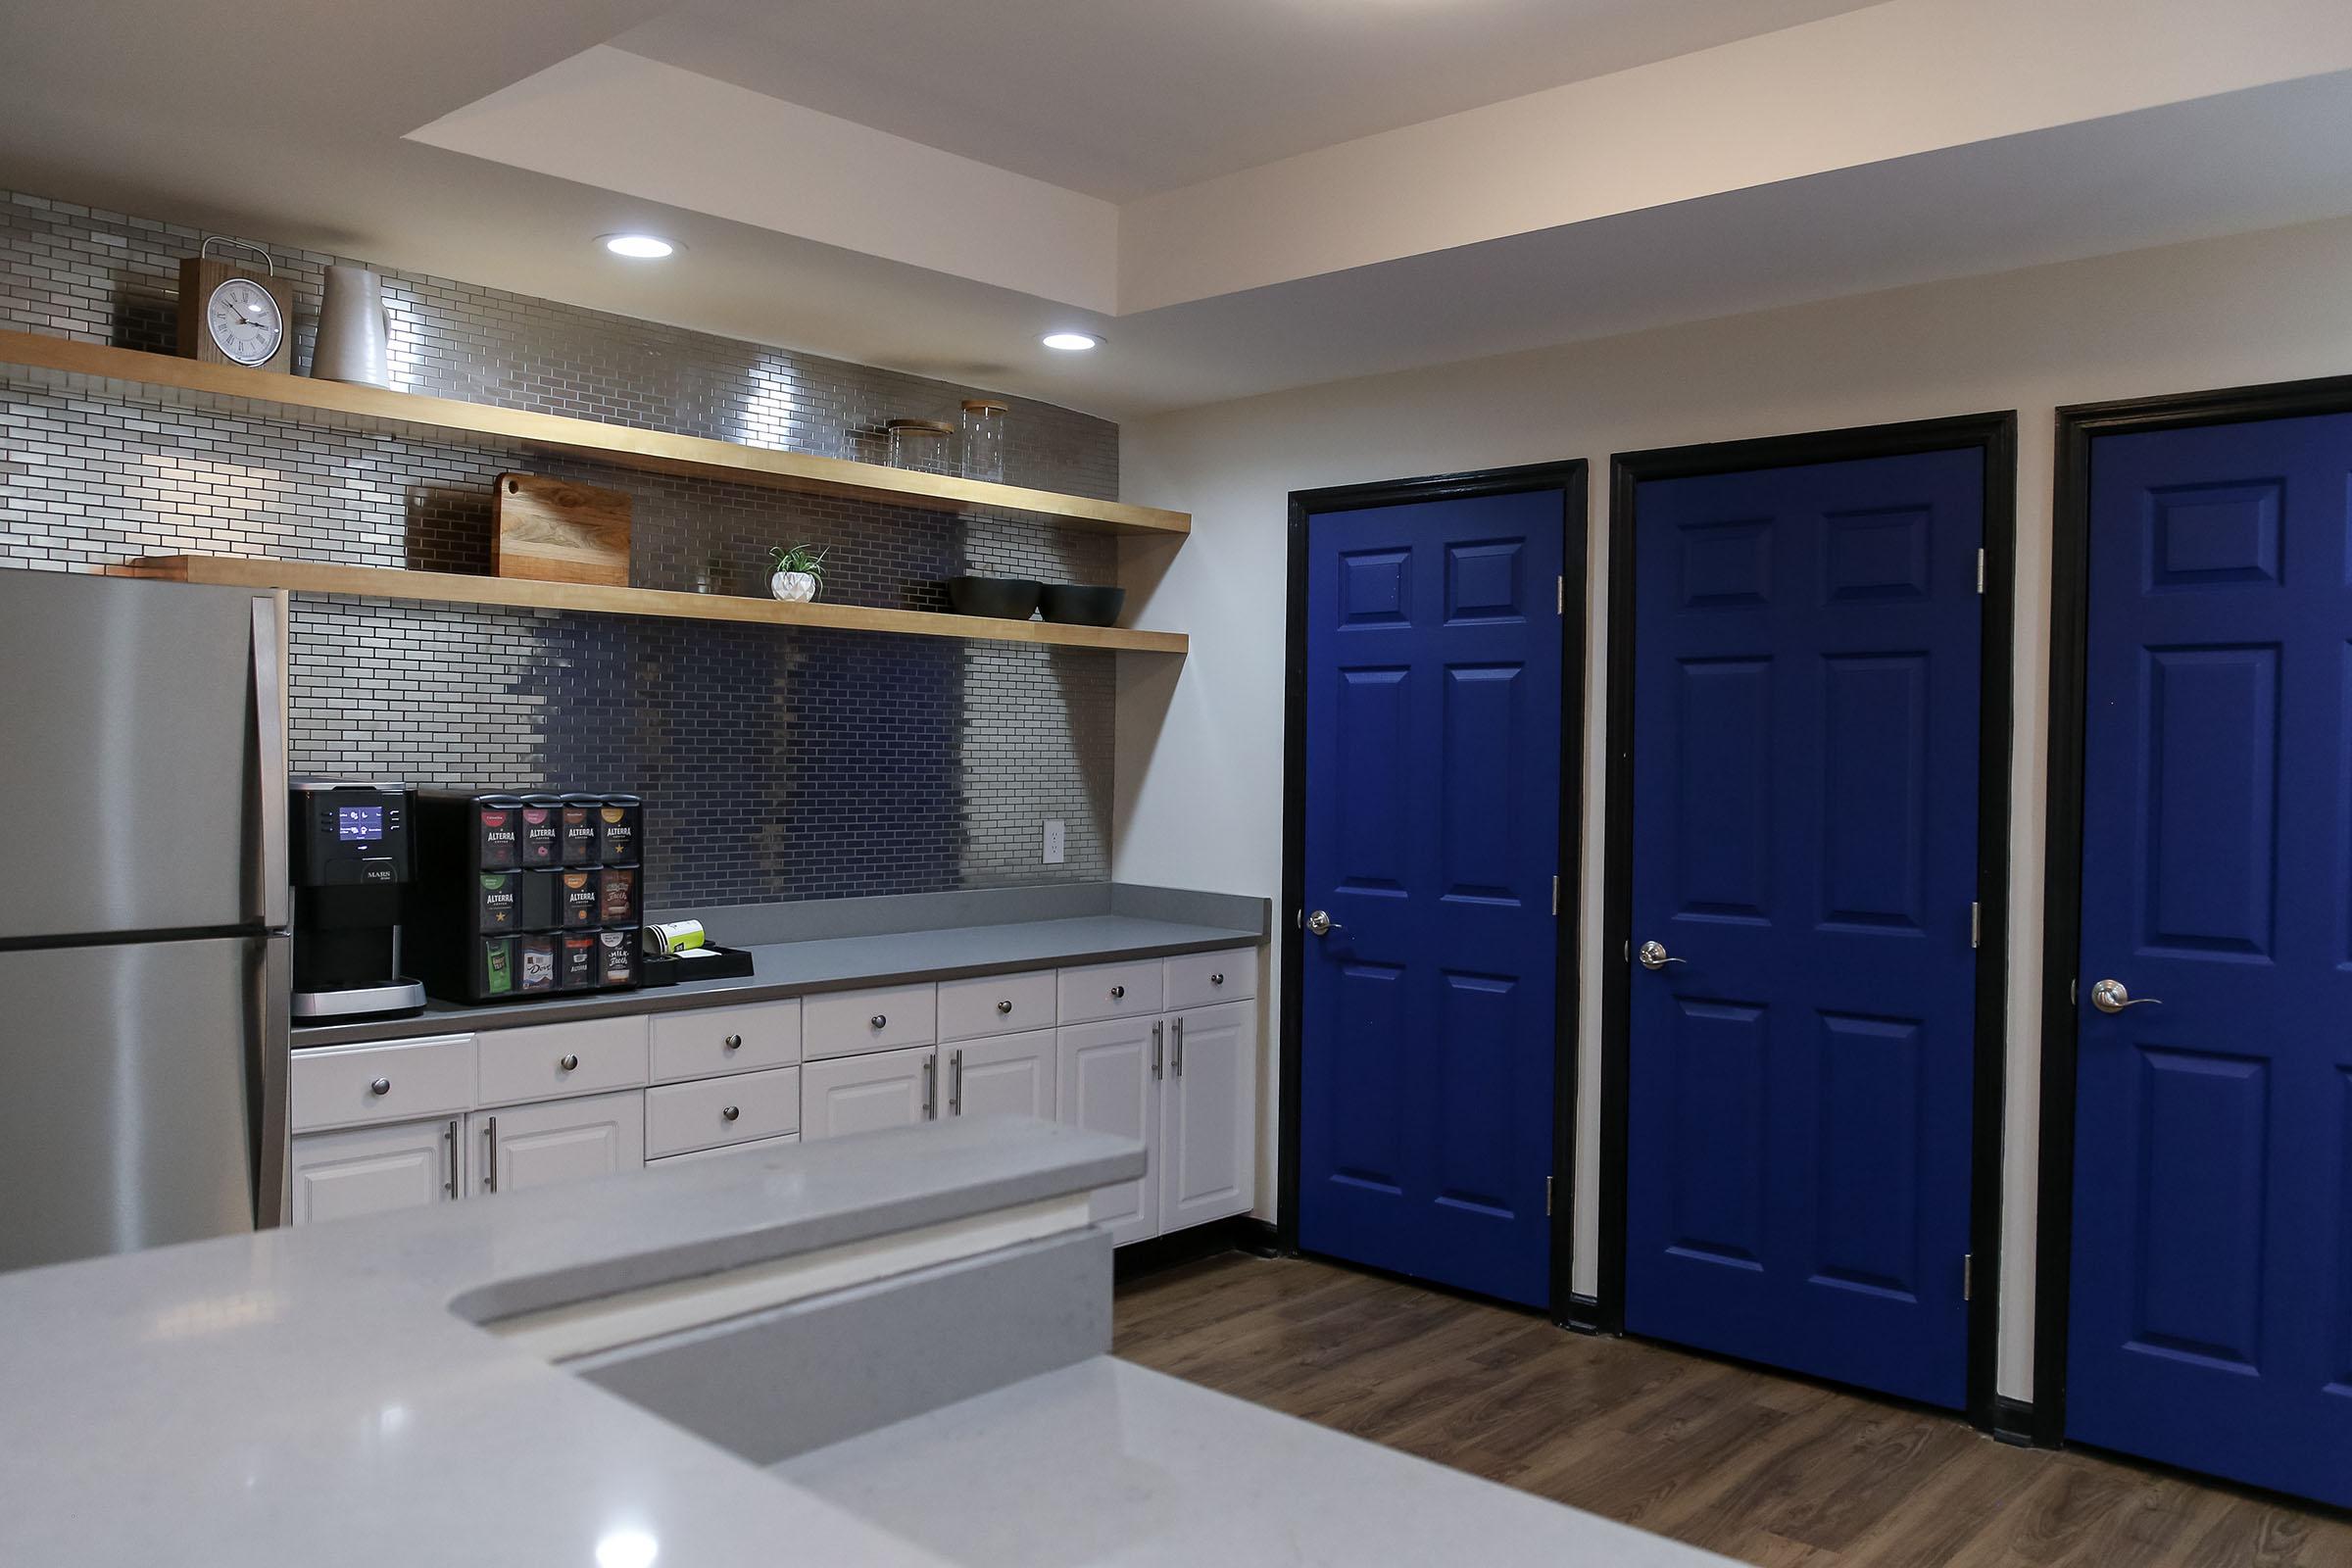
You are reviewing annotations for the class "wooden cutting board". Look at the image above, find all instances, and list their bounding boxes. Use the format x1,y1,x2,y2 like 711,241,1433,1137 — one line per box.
492,472,631,586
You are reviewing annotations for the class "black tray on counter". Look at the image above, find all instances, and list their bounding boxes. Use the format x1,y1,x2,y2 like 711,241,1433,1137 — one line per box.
641,943,758,988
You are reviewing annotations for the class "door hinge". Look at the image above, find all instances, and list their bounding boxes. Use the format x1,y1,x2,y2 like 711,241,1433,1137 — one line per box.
1552,874,1560,916
1970,901,1981,949
1546,1176,1554,1217
1963,1252,1975,1302
1556,574,1564,614
1976,549,1985,595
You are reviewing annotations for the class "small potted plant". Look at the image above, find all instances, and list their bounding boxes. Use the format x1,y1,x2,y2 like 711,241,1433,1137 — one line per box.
768,544,828,603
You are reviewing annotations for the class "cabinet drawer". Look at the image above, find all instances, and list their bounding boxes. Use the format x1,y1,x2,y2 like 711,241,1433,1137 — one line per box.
937,969,1055,1043
1165,947,1259,1010
650,999,802,1083
648,1131,800,1167
1056,959,1165,1025
804,983,937,1059
646,1065,800,1157
291,1035,476,1133
476,1015,649,1107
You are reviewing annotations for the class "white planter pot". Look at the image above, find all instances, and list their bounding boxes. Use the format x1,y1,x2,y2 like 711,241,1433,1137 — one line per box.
770,570,819,603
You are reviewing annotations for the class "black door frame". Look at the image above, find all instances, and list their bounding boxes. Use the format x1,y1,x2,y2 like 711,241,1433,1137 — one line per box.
1597,414,2019,1433
2032,371,2352,1448
1277,460,1590,1319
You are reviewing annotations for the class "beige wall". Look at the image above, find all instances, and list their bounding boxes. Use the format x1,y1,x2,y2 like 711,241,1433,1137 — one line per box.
1114,213,2352,1404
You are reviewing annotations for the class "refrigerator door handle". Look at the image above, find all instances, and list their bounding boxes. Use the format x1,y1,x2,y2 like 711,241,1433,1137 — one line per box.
250,594,289,931
251,934,292,1229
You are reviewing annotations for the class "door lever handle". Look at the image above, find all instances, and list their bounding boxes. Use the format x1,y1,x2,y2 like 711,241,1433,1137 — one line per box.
1637,941,1687,972
2090,979,2162,1013
1306,909,1345,937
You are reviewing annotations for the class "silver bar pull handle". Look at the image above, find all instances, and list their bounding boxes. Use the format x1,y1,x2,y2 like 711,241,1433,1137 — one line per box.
483,1116,499,1193
444,1119,460,1200
1152,1020,1164,1080
1173,1016,1185,1077
922,1055,937,1120
250,596,288,929
950,1049,963,1116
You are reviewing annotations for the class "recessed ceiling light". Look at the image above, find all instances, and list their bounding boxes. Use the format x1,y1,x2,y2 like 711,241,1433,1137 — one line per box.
601,234,675,259
1041,331,1101,352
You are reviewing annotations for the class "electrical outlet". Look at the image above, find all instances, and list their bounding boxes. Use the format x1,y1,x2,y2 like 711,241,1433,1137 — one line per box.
1042,819,1066,865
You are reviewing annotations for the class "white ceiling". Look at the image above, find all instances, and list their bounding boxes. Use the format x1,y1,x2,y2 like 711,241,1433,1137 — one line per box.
4,0,2352,422
615,0,1886,201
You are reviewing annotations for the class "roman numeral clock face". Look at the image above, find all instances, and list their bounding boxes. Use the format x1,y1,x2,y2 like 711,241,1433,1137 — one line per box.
206,277,283,367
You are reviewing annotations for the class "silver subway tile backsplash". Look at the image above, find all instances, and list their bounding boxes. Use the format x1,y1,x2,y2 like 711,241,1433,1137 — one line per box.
0,187,1117,906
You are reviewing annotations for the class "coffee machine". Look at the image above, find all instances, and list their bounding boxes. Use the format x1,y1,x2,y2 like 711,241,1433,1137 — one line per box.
290,778,426,1019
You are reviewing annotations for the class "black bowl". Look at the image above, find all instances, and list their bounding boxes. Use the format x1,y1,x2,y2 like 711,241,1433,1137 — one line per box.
1038,583,1127,626
945,575,1044,619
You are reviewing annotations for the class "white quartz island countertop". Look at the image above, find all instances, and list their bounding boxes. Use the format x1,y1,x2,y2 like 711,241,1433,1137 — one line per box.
0,1119,1731,1566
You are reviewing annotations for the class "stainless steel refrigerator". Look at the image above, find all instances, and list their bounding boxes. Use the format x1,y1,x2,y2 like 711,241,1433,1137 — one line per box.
0,569,290,1272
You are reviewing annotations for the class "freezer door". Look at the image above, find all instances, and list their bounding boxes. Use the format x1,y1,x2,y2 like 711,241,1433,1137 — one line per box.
0,571,288,941
0,934,282,1272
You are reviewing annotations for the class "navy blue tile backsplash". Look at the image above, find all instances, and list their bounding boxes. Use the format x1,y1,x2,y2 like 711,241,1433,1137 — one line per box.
0,187,1118,906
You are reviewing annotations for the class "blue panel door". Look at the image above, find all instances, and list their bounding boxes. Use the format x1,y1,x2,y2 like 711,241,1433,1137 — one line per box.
2068,414,2352,1507
1298,490,1565,1307
1626,449,1984,1407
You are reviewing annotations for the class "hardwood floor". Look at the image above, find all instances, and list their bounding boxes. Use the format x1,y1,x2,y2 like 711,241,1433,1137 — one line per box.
1112,1254,2352,1566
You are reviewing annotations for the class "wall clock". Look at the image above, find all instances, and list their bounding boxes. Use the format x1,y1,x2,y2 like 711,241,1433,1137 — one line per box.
177,236,295,373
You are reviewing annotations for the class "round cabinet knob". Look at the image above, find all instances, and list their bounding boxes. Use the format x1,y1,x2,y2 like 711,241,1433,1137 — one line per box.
721,1105,741,1122
1109,985,1125,1000
723,1033,743,1051
871,1013,888,1029
559,1054,579,1072
1210,972,1225,986
368,1077,391,1097
997,999,1013,1014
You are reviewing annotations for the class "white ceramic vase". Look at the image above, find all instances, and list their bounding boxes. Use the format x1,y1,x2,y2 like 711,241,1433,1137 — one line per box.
770,570,819,603
311,265,391,387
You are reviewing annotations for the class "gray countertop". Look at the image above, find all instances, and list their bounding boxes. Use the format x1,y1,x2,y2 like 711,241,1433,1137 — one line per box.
298,912,1264,1048
0,1118,1731,1567
0,1118,1142,1567
781,1357,1737,1567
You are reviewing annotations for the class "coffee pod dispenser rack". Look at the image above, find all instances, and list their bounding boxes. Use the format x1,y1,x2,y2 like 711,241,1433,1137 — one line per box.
410,788,644,1003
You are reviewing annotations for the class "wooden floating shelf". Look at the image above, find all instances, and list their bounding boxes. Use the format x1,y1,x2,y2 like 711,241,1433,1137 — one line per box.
112,556,1188,656
0,328,1189,538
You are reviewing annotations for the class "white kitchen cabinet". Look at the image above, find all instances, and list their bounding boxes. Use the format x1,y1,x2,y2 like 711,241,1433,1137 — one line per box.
475,1014,649,1107
945,1027,1055,1122
468,1089,645,1196
648,1132,800,1168
804,983,937,1060
646,1065,800,1157
1164,948,1259,1011
800,1044,938,1140
290,1034,475,1133
937,969,1055,1043
288,1115,462,1225
650,998,801,1083
1158,1002,1254,1232
1055,1014,1161,1246
1055,958,1165,1026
